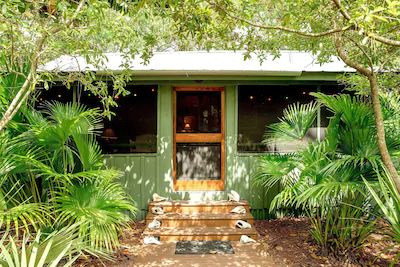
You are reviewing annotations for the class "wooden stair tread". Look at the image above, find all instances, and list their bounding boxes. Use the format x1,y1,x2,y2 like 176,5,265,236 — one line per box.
146,212,253,220
149,200,249,207
143,226,258,236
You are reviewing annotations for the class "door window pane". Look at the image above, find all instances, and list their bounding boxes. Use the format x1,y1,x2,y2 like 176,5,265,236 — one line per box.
176,143,221,180
176,92,221,133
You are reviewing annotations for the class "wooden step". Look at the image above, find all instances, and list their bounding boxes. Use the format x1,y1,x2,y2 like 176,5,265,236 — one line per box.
148,200,250,214
142,226,259,241
146,212,254,227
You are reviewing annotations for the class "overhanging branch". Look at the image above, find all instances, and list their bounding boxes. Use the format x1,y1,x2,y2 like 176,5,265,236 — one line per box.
332,0,400,47
210,1,351,38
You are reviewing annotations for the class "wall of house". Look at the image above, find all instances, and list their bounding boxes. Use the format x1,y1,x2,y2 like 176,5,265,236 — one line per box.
104,73,341,220
104,84,277,220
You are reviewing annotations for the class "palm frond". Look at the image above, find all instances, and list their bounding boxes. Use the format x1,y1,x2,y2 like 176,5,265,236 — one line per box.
263,101,318,144
253,153,299,189
55,182,136,251
73,134,103,171
364,171,400,242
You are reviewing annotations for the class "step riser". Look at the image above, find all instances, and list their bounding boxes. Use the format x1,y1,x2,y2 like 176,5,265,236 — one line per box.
148,206,250,214
146,219,254,228
154,235,257,241
145,200,256,242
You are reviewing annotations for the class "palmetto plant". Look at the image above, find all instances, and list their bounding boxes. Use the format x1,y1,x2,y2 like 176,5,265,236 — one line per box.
0,94,136,254
264,101,318,143
254,93,400,258
0,224,99,267
20,101,137,251
365,171,400,243
56,182,135,251
0,133,49,236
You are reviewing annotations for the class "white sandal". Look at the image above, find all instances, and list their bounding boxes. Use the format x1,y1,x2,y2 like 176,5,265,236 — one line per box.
148,219,161,229
236,220,252,229
228,190,240,202
230,206,246,214
151,206,164,215
143,236,161,245
240,235,256,243
152,193,168,202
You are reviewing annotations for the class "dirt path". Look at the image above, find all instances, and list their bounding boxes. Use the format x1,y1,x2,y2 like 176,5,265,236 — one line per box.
125,241,279,267
76,218,399,267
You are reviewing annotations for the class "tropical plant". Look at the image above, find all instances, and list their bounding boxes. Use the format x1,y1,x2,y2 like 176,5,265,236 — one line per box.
264,102,318,144
254,92,400,258
0,224,96,267
309,197,377,259
365,170,400,263
19,101,137,251
0,132,50,236
0,96,136,255
55,182,135,251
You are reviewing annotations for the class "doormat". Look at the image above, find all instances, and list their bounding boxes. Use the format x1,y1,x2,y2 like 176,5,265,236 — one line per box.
175,240,234,254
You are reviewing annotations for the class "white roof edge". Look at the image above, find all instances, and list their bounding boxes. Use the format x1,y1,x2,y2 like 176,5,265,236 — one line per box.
39,50,355,75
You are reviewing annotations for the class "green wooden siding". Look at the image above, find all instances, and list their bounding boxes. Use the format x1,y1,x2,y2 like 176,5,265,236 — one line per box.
105,84,278,220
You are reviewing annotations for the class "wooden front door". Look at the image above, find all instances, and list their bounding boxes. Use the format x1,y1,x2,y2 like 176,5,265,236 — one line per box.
173,87,225,191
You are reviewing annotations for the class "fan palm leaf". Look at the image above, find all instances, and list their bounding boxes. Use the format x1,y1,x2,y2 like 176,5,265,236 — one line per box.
55,182,136,251
263,101,318,144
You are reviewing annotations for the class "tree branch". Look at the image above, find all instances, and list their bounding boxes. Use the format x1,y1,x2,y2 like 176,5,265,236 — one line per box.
344,35,374,71
0,0,87,132
210,1,351,38
332,0,352,21
334,33,371,76
367,33,400,47
332,0,400,47
335,33,400,194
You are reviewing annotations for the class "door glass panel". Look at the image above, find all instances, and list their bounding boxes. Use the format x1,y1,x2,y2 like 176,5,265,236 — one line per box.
176,143,221,181
176,92,221,133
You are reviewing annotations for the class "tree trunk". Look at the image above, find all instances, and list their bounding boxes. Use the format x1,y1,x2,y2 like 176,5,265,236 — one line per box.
0,73,33,131
368,73,400,193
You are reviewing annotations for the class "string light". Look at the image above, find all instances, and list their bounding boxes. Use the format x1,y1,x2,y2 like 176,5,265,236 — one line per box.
249,95,254,100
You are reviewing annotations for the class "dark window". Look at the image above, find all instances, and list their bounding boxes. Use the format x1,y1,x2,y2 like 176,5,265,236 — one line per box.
237,84,342,153
36,83,158,154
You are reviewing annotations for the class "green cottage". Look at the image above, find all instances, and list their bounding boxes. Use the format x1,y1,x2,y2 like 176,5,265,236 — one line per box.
41,50,354,220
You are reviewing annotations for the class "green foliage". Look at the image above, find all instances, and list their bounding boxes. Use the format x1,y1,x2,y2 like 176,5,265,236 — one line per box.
365,171,400,243
163,0,399,70
0,133,50,236
0,90,136,257
56,182,136,251
264,102,318,144
0,225,98,267
309,197,376,259
255,92,400,259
